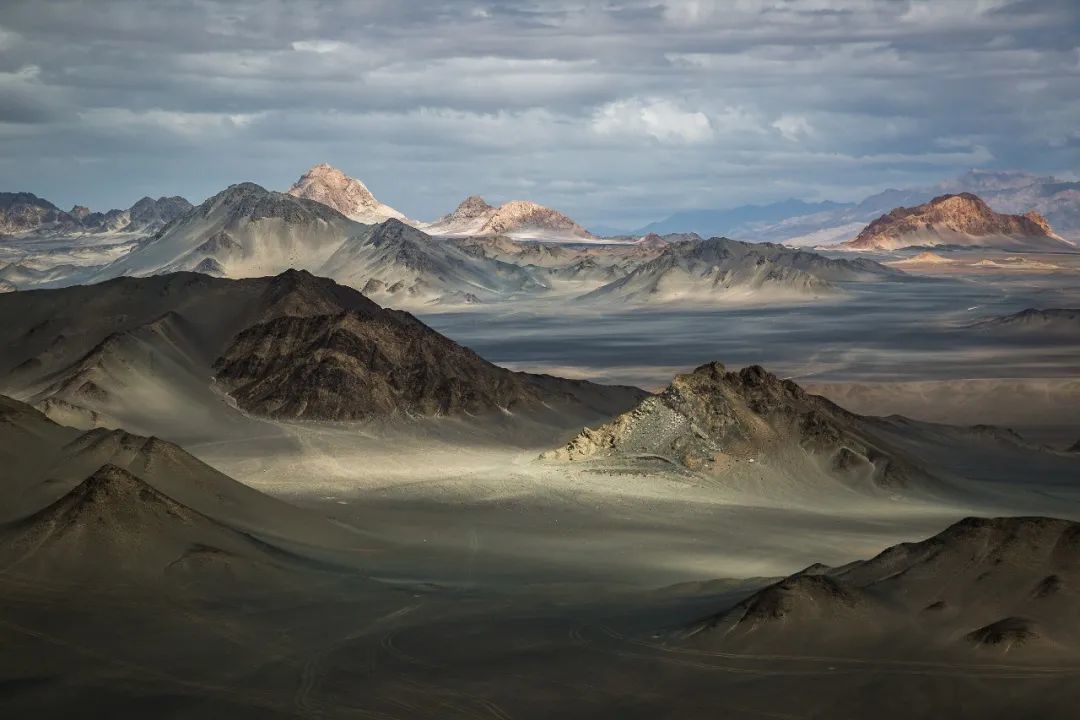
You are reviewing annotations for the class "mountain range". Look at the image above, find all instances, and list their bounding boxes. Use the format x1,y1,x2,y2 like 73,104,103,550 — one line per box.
580,236,900,304
0,269,645,430
1,174,900,308
775,171,1080,247
690,515,1080,658
0,192,192,237
625,199,852,238
625,171,1080,247
3,165,1076,312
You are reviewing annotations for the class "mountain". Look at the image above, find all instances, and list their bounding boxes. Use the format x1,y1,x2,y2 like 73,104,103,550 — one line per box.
286,163,408,224
212,278,546,420
0,270,645,427
0,394,351,549
91,184,539,307
422,195,495,236
544,362,934,493
728,170,1080,247
581,236,899,304
633,199,852,238
939,170,1080,240
125,195,194,232
444,233,667,294
689,516,1080,657
2,464,279,583
1,192,74,234
0,192,191,237
0,460,341,591
423,196,593,241
970,308,1080,334
839,193,1074,252
96,182,361,279
318,218,543,305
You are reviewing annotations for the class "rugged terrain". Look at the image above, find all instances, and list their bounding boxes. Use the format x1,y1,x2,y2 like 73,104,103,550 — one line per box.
319,218,543,305
94,183,362,278
423,195,593,240
582,236,899,304
0,270,644,428
840,193,1073,252
286,163,408,224
691,516,1080,658
544,361,936,495
1,191,191,237
652,170,1080,248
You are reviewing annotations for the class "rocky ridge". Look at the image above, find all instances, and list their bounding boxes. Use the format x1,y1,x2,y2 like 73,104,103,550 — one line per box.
0,192,191,236
693,516,1080,656
545,361,930,488
842,193,1072,251
287,163,408,224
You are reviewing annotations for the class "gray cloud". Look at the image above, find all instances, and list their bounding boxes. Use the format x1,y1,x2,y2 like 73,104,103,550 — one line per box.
1,0,1077,228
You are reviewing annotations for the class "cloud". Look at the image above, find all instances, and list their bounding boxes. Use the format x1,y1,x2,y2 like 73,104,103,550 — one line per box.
772,115,813,142
592,98,714,144
0,0,1076,226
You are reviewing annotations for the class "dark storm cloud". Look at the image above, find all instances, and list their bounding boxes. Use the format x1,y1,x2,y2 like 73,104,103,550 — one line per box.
0,0,1077,227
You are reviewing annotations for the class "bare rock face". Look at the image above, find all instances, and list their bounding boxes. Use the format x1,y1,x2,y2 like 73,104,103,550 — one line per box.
424,196,592,239
844,192,1073,251
447,195,495,224
212,270,545,420
287,163,407,224
0,192,192,236
127,195,194,232
477,200,592,238
545,361,928,487
213,307,542,420
0,192,71,234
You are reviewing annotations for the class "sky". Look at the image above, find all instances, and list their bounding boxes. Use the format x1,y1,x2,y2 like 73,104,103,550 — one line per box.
1,0,1078,229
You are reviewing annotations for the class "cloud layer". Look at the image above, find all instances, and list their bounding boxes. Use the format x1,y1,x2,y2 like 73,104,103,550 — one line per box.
1,0,1077,228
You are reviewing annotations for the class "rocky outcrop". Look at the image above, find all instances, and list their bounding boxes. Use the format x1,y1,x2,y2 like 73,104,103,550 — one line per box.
0,192,192,236
477,200,592,239
843,193,1073,251
432,195,494,234
213,309,543,420
126,195,194,232
424,196,592,240
0,192,72,234
545,362,929,487
287,163,408,224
